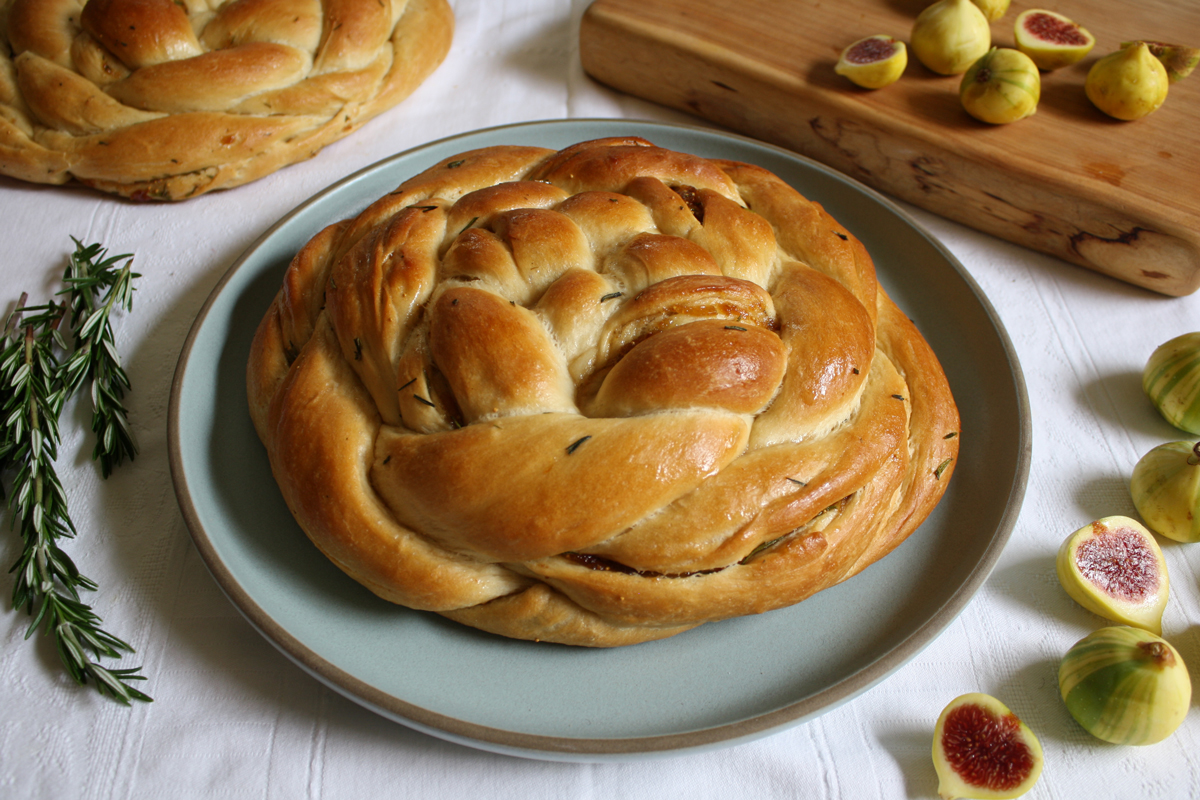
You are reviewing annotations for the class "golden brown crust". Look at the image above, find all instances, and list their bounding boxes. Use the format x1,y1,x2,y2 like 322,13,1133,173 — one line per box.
247,137,961,646
0,0,453,200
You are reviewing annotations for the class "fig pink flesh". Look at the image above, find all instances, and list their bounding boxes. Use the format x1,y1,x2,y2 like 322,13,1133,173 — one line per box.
847,38,896,64
1075,524,1159,602
1023,13,1089,46
941,704,1035,791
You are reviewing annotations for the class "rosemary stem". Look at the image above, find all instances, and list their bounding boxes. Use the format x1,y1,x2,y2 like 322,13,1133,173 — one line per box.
25,325,41,479
1,240,150,704
4,293,28,337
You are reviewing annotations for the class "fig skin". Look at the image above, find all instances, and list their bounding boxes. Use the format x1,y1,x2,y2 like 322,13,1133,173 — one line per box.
1056,516,1169,635
1059,626,1191,746
1014,9,1095,71
970,0,1010,23
932,693,1044,800
835,35,908,89
1086,42,1169,121
959,48,1040,124
1130,440,1200,543
1124,41,1200,83
911,0,992,76
1143,331,1200,434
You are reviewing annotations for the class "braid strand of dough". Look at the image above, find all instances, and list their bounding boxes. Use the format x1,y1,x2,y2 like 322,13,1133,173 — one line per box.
0,0,453,199
247,137,961,647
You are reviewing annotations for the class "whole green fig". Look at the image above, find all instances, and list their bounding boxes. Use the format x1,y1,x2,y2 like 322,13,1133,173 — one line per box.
960,48,1040,124
911,0,991,75
1060,626,1191,746
1131,441,1200,543
1086,42,1169,120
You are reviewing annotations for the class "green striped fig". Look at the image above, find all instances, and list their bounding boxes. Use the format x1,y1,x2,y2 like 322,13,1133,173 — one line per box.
959,48,1041,125
1143,332,1200,433
1059,626,1191,746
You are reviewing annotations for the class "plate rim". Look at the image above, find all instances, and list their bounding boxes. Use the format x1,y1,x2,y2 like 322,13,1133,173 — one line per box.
167,116,1032,761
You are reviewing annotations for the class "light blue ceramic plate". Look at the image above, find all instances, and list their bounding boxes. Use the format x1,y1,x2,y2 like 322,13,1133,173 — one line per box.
168,119,1030,762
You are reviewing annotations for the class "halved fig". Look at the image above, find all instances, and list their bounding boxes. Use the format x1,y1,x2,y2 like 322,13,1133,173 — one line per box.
1056,516,1169,635
933,693,1044,800
835,35,907,89
1014,9,1095,71
1125,41,1200,83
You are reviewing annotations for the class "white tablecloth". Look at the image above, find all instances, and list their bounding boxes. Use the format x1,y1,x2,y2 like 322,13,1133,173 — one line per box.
3,2,1199,798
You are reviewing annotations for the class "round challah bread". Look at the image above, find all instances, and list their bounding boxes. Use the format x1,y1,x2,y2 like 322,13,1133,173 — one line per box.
0,0,452,200
247,137,961,647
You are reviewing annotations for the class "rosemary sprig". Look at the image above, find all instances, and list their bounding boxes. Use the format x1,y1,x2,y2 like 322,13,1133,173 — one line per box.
58,239,140,477
0,242,149,704
0,295,26,485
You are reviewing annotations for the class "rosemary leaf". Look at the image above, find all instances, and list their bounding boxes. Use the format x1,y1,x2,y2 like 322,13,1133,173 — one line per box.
0,241,150,704
59,238,140,477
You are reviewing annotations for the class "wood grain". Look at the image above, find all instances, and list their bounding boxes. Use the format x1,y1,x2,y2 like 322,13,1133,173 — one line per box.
580,0,1200,295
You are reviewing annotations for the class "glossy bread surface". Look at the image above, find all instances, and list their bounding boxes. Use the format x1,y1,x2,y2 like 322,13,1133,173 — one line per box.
0,0,453,199
246,136,960,646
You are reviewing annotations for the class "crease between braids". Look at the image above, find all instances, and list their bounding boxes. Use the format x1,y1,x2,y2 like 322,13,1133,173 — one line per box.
247,136,961,647
0,0,453,199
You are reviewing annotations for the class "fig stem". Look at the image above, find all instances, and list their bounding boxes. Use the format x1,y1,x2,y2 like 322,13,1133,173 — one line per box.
1139,640,1176,668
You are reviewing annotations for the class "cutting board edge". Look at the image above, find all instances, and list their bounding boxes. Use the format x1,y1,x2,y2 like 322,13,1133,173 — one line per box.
579,2,1200,296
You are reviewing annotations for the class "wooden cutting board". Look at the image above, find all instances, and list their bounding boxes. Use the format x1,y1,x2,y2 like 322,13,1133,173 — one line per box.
580,0,1200,295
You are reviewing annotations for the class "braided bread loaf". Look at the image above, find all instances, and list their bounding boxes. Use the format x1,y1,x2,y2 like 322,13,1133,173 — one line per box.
0,0,452,200
247,137,961,647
